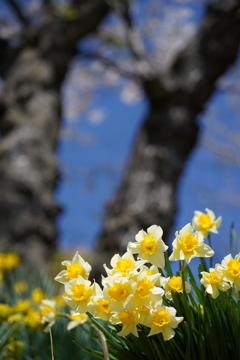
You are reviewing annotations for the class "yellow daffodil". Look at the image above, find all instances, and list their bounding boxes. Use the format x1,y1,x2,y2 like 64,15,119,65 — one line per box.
160,276,191,299
215,254,240,290
0,303,12,319
54,251,92,284
192,208,222,237
102,276,136,313
144,305,183,340
12,299,32,314
24,308,42,330
3,253,21,271
103,251,146,278
67,312,88,330
14,280,28,294
8,312,24,324
200,268,231,299
110,310,139,337
6,341,24,357
169,223,214,264
64,276,100,313
32,288,46,304
128,225,168,268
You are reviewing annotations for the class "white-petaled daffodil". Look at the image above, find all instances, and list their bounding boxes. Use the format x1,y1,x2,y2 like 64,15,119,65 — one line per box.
200,268,231,299
169,223,214,264
192,208,222,238
160,276,191,300
144,304,183,340
64,276,101,313
67,312,88,330
215,253,240,290
102,276,136,313
88,289,112,321
128,225,168,268
110,310,139,337
103,251,146,278
40,299,57,332
124,272,164,310
54,252,92,284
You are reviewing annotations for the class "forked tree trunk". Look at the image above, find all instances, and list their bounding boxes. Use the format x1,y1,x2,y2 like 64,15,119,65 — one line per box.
93,0,240,279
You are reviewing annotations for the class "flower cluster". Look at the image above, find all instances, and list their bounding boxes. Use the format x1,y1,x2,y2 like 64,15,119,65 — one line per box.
55,225,195,340
52,208,228,342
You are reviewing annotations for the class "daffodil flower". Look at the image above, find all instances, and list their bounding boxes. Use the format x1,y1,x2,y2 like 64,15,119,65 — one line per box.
128,225,168,268
192,208,222,237
64,276,101,313
67,312,88,330
215,253,240,290
144,304,183,340
40,299,57,332
169,223,214,264
160,276,191,299
103,251,146,278
102,276,136,313
110,310,139,337
124,272,164,310
54,252,92,284
200,268,231,299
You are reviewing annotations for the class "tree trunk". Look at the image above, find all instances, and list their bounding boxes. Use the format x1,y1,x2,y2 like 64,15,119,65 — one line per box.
0,0,109,268
93,0,240,278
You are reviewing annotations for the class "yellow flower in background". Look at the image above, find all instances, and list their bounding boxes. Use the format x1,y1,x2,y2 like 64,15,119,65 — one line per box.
144,305,183,340
128,225,168,268
8,312,24,324
6,341,24,357
12,299,32,314
54,251,92,284
216,254,240,290
0,303,12,319
110,310,139,337
24,308,42,330
3,253,21,271
40,299,57,332
103,251,146,278
32,288,46,304
14,280,28,294
200,268,231,299
169,223,214,264
67,312,88,330
160,276,191,299
53,292,67,309
192,208,222,237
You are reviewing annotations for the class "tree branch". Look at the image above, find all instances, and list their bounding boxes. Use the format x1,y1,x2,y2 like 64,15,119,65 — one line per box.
7,0,30,28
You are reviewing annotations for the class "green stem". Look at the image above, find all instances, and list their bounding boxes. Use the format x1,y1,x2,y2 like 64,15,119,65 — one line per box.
208,234,213,268
181,260,186,294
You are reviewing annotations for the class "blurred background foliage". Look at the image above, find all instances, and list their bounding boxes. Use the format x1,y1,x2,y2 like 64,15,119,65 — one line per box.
0,253,98,360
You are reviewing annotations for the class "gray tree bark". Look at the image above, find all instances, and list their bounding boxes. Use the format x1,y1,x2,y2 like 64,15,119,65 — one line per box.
93,0,240,278
0,0,109,268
